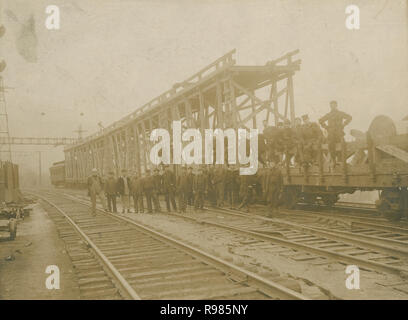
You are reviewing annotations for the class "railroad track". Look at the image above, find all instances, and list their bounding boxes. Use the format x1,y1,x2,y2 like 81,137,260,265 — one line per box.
55,189,408,279
163,208,408,277
31,190,310,300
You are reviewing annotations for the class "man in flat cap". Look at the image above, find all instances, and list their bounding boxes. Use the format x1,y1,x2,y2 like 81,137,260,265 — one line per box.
87,168,107,215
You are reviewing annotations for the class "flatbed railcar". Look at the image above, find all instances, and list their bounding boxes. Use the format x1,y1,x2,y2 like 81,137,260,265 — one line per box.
51,50,408,221
277,115,408,221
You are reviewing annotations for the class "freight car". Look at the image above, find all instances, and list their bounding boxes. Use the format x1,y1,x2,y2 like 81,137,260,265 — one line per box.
49,161,65,187
277,115,408,221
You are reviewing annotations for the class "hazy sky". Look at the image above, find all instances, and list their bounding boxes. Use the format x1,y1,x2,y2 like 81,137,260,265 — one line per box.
1,0,407,172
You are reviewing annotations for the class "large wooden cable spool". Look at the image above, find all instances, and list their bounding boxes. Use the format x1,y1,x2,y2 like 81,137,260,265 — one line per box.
367,115,397,141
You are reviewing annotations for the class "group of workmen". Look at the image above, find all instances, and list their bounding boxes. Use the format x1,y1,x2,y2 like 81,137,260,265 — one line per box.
87,162,283,217
261,100,352,166
87,101,352,217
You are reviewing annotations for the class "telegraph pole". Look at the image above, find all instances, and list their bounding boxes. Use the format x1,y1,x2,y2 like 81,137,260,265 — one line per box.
0,24,12,162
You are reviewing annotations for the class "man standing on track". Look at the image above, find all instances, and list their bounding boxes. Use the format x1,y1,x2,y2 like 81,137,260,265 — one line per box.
130,171,144,214
117,169,132,214
264,162,283,217
87,168,107,216
186,166,194,206
193,166,207,212
162,165,178,212
105,171,118,213
151,168,162,213
214,165,226,207
177,166,189,213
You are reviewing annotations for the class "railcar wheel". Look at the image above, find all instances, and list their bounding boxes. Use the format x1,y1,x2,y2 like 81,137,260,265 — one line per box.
377,200,402,222
303,194,317,205
376,189,403,222
322,194,339,207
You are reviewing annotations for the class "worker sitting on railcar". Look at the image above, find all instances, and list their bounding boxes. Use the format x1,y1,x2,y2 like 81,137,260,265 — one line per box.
87,168,107,216
130,171,144,214
105,171,118,213
117,169,132,214
279,119,298,166
263,123,280,163
319,100,352,164
301,114,323,166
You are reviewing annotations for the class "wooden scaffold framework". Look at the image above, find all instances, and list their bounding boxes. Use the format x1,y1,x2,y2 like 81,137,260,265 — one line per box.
64,49,301,183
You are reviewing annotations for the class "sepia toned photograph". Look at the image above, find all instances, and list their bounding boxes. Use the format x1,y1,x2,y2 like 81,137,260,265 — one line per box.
0,0,407,304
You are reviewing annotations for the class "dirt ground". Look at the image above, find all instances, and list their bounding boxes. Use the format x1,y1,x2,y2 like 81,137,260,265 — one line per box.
0,203,80,300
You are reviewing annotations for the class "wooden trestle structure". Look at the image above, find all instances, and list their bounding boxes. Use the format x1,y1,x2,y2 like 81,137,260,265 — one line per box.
64,49,301,183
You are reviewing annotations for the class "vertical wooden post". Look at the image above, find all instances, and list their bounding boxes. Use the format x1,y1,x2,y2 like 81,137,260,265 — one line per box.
216,79,224,129
229,79,237,128
272,81,279,126
367,133,376,183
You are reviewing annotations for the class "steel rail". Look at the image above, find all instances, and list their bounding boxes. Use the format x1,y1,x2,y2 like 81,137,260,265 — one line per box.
59,190,408,278
33,193,141,300
151,206,408,277
33,190,309,300
209,207,408,257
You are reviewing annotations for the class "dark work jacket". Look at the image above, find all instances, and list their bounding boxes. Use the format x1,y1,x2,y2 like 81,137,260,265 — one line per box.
193,174,207,193
213,166,226,184
105,177,118,195
301,122,322,141
117,176,131,195
186,172,194,190
162,169,176,192
130,176,143,195
264,168,283,195
142,176,155,191
177,173,190,193
319,109,352,135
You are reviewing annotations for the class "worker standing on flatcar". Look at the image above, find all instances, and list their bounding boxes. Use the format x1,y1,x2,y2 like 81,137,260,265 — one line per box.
177,166,189,213
162,165,178,212
87,168,107,216
105,171,118,213
130,171,144,214
117,169,132,214
193,166,207,212
264,162,283,217
301,114,323,165
319,101,352,164
186,166,194,206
